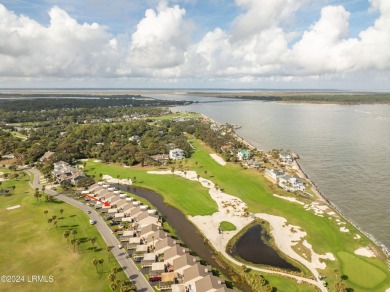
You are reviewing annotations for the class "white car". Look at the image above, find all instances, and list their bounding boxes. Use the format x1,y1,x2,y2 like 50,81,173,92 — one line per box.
118,244,123,249
89,219,96,225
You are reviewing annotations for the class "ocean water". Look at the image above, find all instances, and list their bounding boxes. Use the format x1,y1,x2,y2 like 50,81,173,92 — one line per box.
160,96,390,250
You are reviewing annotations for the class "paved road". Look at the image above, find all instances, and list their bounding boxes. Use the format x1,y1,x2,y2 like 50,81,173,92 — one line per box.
26,168,153,292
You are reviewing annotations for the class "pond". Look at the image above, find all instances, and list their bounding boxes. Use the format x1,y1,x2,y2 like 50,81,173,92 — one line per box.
115,184,251,291
229,224,300,272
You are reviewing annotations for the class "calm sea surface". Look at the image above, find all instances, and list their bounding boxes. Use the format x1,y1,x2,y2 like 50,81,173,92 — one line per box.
150,94,390,250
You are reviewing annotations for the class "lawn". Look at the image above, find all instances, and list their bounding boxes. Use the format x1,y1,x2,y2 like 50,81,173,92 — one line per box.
84,138,390,291
219,221,237,231
87,163,217,216
0,169,127,292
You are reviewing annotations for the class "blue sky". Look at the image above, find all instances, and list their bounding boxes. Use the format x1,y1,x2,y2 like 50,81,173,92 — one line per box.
0,0,389,89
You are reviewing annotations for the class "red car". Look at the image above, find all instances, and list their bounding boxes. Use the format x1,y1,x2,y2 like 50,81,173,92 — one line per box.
149,276,161,282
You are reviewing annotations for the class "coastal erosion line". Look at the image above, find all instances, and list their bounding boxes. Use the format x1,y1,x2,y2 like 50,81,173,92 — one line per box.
294,159,390,259
199,113,390,259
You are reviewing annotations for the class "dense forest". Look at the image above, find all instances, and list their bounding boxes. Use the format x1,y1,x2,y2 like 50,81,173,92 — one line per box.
0,105,242,175
0,95,190,123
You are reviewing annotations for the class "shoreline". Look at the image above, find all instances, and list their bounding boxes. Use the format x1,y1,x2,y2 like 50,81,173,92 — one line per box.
294,158,390,258
200,112,390,259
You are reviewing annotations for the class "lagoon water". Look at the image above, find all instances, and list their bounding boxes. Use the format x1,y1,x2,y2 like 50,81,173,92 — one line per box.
151,93,390,250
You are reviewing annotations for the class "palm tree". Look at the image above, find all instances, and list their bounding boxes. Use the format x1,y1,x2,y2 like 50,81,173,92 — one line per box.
52,215,57,221
108,272,116,282
171,166,175,175
92,258,99,273
47,218,52,231
72,229,78,239
99,258,104,273
184,171,187,178
204,170,207,175
116,175,120,187
133,176,136,184
64,230,70,243
90,237,97,250
44,210,48,220
60,209,64,216
53,220,58,229
76,239,81,253
71,239,76,253
110,282,117,291
122,221,130,230
107,246,113,262
197,174,200,181
42,186,46,193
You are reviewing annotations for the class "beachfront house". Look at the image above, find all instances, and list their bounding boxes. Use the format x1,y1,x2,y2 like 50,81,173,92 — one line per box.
265,168,285,180
279,151,293,163
237,149,251,161
169,149,186,160
278,175,306,192
245,159,262,169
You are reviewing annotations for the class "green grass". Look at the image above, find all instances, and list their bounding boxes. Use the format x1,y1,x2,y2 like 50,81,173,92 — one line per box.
7,130,28,140
85,138,390,291
337,251,387,290
262,273,317,292
148,112,201,121
219,221,237,231
0,169,128,292
87,164,217,216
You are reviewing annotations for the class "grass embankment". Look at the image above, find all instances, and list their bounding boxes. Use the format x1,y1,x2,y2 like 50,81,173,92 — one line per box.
0,169,127,292
219,221,237,231
148,112,201,121
85,138,390,291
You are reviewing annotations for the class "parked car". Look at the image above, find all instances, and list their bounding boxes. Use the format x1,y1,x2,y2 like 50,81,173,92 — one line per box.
89,219,96,225
149,276,161,282
86,210,91,214
118,244,123,249
105,215,113,220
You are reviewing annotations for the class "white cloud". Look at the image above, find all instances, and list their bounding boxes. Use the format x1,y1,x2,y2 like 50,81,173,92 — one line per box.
1,0,390,89
126,1,189,72
0,4,120,77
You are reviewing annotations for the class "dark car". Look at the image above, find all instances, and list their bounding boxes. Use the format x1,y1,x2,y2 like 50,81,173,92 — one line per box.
149,276,161,282
106,215,113,220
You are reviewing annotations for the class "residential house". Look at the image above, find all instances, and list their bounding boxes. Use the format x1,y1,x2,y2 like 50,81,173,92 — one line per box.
237,149,251,161
151,154,170,165
169,149,186,160
193,274,226,292
265,168,285,180
245,159,262,169
164,245,188,265
154,237,177,254
173,254,197,274
279,151,293,163
278,175,306,192
141,252,157,268
39,151,55,162
52,161,86,185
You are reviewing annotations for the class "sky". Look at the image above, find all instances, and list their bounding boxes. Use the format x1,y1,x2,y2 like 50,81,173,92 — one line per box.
0,0,389,90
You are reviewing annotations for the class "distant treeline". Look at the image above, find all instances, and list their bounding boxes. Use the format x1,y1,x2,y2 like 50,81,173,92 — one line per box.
214,94,390,104
0,96,189,112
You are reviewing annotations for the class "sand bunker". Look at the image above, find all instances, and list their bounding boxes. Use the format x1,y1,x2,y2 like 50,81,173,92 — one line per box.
210,154,226,166
102,175,132,185
273,194,304,205
340,227,350,233
148,169,335,282
355,247,375,258
7,205,21,210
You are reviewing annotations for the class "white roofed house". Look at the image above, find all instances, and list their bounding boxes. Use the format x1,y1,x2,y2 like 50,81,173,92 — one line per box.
279,151,293,163
141,252,158,268
265,168,285,181
278,175,306,192
169,148,186,160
